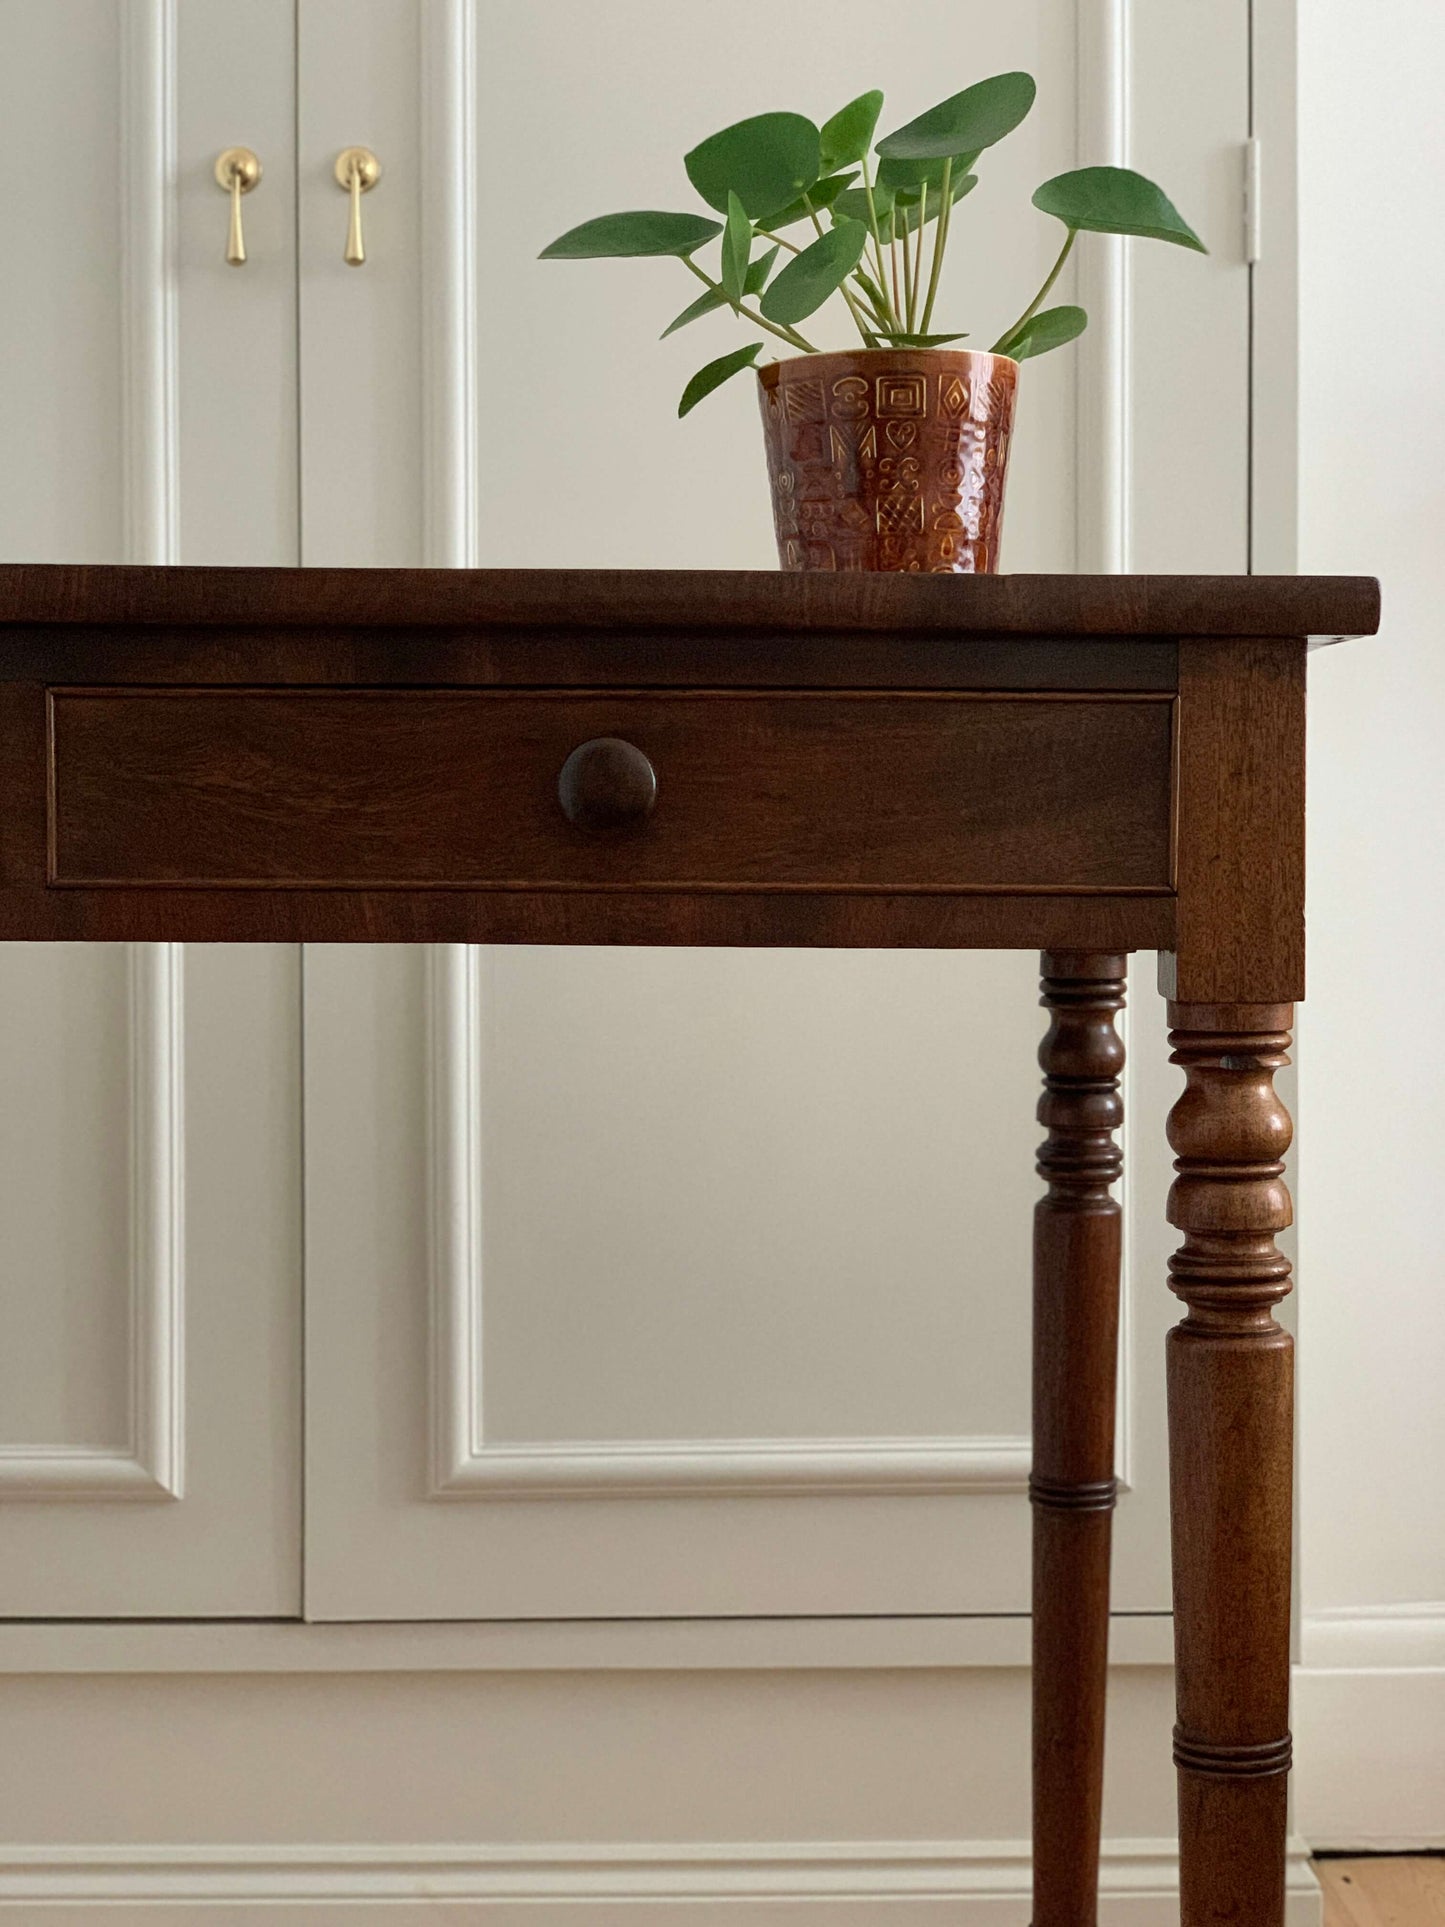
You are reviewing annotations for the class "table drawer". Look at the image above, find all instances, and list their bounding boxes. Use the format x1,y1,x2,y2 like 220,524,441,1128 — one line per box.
47,688,1174,893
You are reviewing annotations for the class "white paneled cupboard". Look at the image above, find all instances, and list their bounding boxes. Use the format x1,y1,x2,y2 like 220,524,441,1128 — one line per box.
0,1,1263,1914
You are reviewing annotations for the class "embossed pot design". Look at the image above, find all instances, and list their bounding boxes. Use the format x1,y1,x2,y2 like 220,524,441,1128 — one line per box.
757,348,1018,573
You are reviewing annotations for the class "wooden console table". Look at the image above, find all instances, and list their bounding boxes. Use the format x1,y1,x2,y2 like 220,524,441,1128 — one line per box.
0,566,1379,1924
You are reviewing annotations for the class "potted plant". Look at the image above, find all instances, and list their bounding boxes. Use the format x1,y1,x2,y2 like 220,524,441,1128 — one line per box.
542,73,1205,573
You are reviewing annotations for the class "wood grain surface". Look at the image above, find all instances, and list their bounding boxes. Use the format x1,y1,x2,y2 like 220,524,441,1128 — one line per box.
1165,638,1307,1004
1166,1004,1297,1926
0,563,1381,641
1031,953,1127,1926
48,688,1174,894
1319,1859,1445,1927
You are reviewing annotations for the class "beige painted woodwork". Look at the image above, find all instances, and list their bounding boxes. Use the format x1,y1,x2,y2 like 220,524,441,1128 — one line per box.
0,1,1276,1916
0,0,1253,1629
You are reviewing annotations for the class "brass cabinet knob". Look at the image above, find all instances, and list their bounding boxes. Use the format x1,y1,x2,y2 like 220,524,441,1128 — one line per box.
214,147,261,265
334,146,381,265
557,738,658,837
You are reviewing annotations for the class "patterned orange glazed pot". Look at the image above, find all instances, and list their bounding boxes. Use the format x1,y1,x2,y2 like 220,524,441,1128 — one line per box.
757,348,1017,573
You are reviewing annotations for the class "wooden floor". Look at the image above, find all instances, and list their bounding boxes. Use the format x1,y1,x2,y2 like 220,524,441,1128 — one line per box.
1318,1859,1445,1926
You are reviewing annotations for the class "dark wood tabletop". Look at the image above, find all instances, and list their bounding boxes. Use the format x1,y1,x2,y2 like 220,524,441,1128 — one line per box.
0,562,1381,641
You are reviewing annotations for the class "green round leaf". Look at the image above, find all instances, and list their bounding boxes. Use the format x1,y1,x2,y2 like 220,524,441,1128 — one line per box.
1031,167,1207,250
820,90,884,171
894,172,977,235
831,181,895,225
879,331,971,347
684,112,821,220
876,72,1036,161
877,152,976,194
661,246,779,339
541,210,722,259
997,303,1088,362
835,169,975,232
745,242,781,295
660,286,728,338
759,219,869,325
765,170,858,230
678,342,765,418
721,191,752,304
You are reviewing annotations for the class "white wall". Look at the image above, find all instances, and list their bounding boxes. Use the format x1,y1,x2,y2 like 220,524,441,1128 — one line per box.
1293,0,1445,1849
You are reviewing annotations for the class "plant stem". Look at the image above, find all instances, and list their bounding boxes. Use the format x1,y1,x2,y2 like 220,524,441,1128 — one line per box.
888,207,902,324
990,226,1076,354
901,198,916,332
917,193,932,328
910,191,930,331
837,282,878,345
918,157,953,336
681,255,816,353
859,156,899,332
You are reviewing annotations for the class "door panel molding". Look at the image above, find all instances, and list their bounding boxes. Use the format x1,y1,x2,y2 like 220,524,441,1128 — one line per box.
1076,0,1130,577
420,0,479,568
1077,0,1138,1491
0,944,184,1500
1,0,300,1610
14,7,189,1504
413,6,1142,1506
120,0,180,568
426,944,1032,1499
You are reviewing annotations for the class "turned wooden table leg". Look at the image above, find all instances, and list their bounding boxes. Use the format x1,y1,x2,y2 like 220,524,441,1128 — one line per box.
1031,951,1126,1927
1166,1004,1295,1927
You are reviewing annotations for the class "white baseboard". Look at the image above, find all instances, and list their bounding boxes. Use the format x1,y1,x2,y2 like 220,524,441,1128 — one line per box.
0,1612,1176,1675
1301,1602,1445,1670
0,1839,1322,1921
1296,1603,1445,1850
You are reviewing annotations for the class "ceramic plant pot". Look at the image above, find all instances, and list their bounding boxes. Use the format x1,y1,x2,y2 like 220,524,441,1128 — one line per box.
757,347,1018,574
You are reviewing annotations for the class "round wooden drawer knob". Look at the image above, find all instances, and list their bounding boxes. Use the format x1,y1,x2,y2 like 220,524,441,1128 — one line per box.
557,737,657,837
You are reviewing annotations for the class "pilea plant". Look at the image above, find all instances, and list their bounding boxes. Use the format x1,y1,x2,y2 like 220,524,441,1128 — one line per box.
541,73,1205,415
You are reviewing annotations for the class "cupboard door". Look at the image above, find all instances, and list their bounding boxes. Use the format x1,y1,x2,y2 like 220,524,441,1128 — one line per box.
301,0,1249,1618
0,0,301,1614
